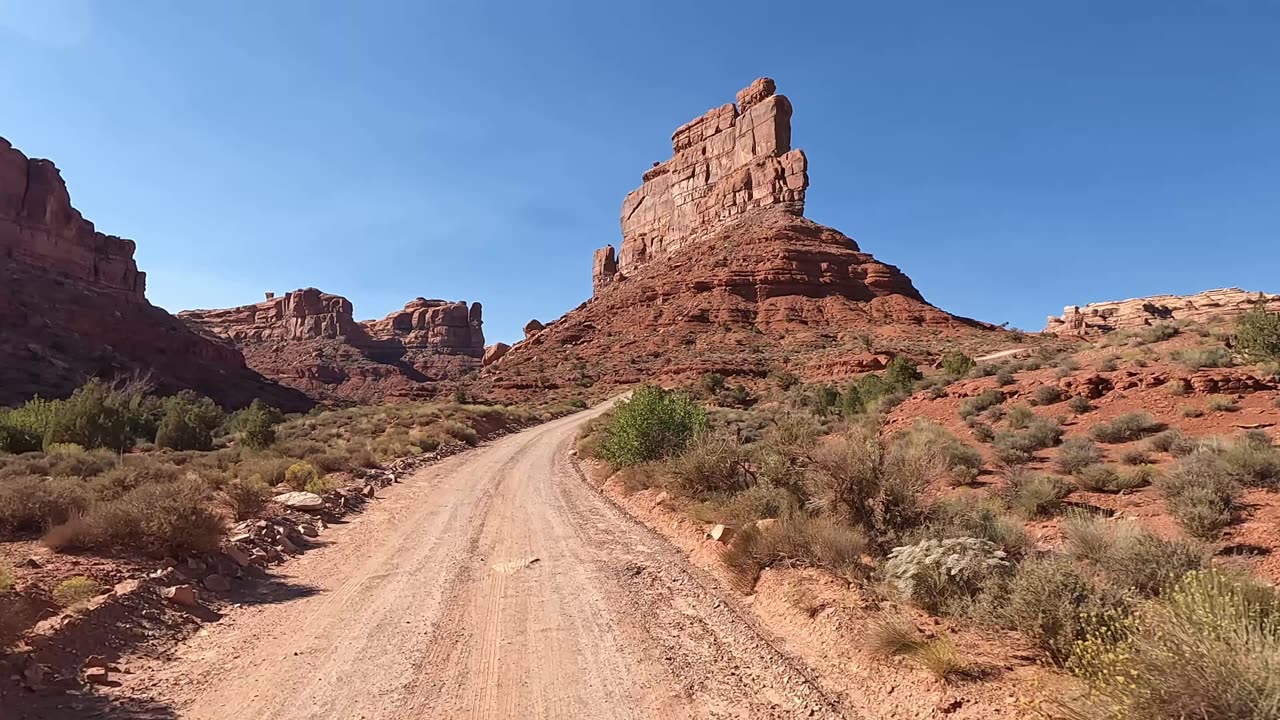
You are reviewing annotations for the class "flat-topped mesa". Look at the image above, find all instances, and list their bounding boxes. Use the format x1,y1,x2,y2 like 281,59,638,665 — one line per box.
0,137,145,298
594,78,808,292
1046,288,1280,334
179,288,359,342
363,298,485,353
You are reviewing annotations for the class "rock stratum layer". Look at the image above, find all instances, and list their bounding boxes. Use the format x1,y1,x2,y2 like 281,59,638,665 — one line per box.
1046,288,1280,334
180,290,485,405
0,136,312,411
483,80,998,401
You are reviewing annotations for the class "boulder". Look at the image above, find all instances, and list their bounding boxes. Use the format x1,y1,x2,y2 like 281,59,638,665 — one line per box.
84,666,110,685
203,574,231,592
523,319,545,338
482,342,511,367
273,491,325,511
225,546,253,567
707,524,732,543
161,585,198,607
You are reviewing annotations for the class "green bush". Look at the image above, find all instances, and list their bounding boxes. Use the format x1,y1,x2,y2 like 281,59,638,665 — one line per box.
1001,555,1128,666
941,351,976,377
840,374,891,416
958,390,1005,419
284,461,320,491
1235,301,1280,363
229,399,284,450
52,576,100,606
597,386,707,467
1065,570,1280,720
884,356,922,390
155,391,225,451
1091,412,1164,444
42,379,132,452
1159,453,1242,538
700,372,726,394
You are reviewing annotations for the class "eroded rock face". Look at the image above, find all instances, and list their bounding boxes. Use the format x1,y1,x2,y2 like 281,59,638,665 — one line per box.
1046,288,1280,334
483,342,511,367
0,138,145,298
0,136,312,412
594,77,808,292
181,293,486,404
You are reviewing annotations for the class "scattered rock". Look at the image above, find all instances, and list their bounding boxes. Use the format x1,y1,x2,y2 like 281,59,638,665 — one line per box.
203,574,231,592
273,491,325,511
225,546,253,568
19,556,42,568
84,666,110,685
161,585,199,607
298,524,319,538
707,524,732,543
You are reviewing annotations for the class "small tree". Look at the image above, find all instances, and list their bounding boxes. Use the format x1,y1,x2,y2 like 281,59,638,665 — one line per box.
941,351,976,377
597,386,707,467
884,356,922,390
229,399,284,450
1235,300,1280,363
155,391,225,451
43,379,131,452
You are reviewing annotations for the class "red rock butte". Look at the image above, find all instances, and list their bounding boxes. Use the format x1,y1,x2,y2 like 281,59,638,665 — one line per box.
180,289,486,405
0,136,312,410
485,79,996,400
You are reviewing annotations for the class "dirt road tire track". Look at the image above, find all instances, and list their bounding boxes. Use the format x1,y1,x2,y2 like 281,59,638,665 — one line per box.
124,406,850,719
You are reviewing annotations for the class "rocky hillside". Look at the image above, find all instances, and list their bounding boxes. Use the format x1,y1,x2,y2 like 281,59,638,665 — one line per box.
483,79,1002,401
1046,288,1280,335
180,289,486,405
0,137,311,411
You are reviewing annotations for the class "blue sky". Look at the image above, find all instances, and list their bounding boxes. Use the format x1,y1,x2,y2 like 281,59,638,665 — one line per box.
1,1,1276,344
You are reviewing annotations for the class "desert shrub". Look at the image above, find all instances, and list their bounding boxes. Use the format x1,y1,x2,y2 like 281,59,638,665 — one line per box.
1096,356,1119,372
1032,385,1064,406
1206,395,1240,412
958,390,1005,419
722,517,868,591
918,497,1032,558
283,461,319,491
1166,379,1190,396
1172,346,1233,369
1138,323,1181,344
995,369,1016,386
1214,433,1280,488
689,481,803,528
52,479,225,556
410,432,441,453
1119,448,1149,465
1147,428,1194,456
1063,512,1124,565
1067,395,1093,414
1159,453,1242,538
1001,555,1128,666
222,475,271,519
994,417,1064,466
229,399,284,450
886,537,1011,614
597,386,707,467
439,420,479,445
1075,463,1152,493
94,457,181,501
912,638,969,680
42,379,133,452
567,398,588,410
304,474,337,495
1091,412,1163,444
1065,570,1280,720
1235,301,1280,363
1182,405,1205,418
884,356,922,390
307,452,351,473
0,397,61,454
1056,437,1104,475
1007,470,1072,518
762,414,821,459
839,374,889,416
52,576,100,606
968,421,995,443
700,372,726,394
667,431,748,496
236,456,293,487
0,476,92,533
1099,530,1207,597
1005,404,1036,429
941,351,976,377
898,420,983,485
154,391,224,451
769,369,799,390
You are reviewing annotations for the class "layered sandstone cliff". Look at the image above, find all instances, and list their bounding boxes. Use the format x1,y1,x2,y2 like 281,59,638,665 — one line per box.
483,79,996,399
594,77,808,292
0,136,311,411
180,291,485,405
1046,288,1280,334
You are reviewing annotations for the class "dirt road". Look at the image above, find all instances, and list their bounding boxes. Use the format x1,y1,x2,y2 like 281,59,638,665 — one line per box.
127,407,848,719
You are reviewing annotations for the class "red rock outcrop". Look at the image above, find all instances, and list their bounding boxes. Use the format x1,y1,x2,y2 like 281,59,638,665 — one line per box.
180,293,486,405
483,343,511,367
0,136,312,411
1046,288,1280,334
595,77,808,293
481,78,999,401
0,138,145,298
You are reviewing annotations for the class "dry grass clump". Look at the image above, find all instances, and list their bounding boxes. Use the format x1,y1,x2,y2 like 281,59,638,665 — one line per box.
1065,515,1206,597
912,638,970,680
1006,470,1072,518
666,431,748,496
1075,464,1153,493
868,615,925,658
958,390,1005,420
722,517,868,591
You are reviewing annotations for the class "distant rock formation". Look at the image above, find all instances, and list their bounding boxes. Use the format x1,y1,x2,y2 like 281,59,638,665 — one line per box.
180,291,486,405
0,136,311,411
593,77,808,293
1045,288,1280,334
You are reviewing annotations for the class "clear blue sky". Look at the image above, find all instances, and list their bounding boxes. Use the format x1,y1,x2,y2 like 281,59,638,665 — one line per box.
1,1,1276,344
